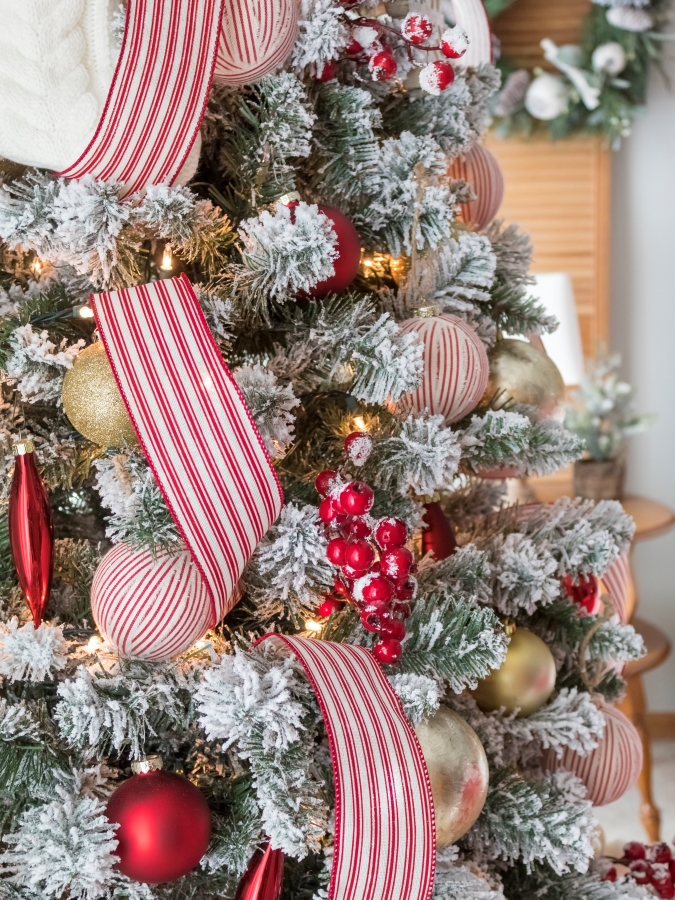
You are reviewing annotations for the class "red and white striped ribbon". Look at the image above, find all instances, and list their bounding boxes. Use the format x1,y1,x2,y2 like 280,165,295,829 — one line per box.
91,274,283,621
59,0,223,197
603,554,631,624
259,636,435,900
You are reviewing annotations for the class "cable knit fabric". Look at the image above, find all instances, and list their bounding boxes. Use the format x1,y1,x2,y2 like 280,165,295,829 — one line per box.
0,0,119,170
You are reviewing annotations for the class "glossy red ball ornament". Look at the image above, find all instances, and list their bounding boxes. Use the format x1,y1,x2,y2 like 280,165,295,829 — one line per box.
9,440,54,628
315,469,339,496
375,517,408,549
344,518,372,539
339,482,374,516
369,48,397,81
402,12,433,44
317,596,345,617
380,546,414,580
106,758,211,884
381,617,406,641
285,200,361,298
316,60,338,81
344,540,375,572
373,637,402,664
419,60,455,95
343,431,373,466
421,502,457,562
359,574,394,604
327,537,349,566
319,497,340,524
235,843,284,900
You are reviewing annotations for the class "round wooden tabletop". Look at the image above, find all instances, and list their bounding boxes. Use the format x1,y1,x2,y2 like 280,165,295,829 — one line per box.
530,472,675,543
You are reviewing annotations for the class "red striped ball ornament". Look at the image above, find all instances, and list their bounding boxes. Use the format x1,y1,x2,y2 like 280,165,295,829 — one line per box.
543,703,643,806
398,308,489,424
214,0,299,85
447,144,504,231
91,544,215,661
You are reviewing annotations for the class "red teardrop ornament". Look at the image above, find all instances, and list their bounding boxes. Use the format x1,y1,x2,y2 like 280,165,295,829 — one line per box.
9,441,54,627
235,843,284,900
421,502,457,562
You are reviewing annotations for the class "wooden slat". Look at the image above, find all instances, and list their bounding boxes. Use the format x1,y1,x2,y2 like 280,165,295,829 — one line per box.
493,0,593,71
485,133,610,356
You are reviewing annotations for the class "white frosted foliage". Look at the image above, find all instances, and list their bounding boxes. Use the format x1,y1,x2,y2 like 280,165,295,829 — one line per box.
0,619,68,682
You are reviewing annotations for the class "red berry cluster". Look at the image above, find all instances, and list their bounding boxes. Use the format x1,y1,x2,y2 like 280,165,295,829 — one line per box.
605,840,675,897
314,433,416,666
562,573,602,616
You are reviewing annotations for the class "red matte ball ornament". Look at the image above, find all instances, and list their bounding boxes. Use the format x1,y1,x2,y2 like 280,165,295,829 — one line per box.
9,440,54,628
106,756,211,884
311,205,361,298
339,482,374,516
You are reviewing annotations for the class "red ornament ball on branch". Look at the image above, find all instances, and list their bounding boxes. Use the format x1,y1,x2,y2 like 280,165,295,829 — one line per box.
402,13,434,44
106,757,211,884
397,311,490,424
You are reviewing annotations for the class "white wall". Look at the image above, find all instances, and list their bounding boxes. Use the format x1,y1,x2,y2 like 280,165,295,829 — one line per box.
611,37,675,711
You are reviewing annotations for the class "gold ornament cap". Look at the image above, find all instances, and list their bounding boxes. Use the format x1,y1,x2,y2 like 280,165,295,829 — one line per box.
279,191,301,205
13,440,35,456
412,302,443,319
131,754,163,775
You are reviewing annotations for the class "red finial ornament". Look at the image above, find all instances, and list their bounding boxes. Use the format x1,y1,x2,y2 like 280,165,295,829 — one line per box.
421,502,457,562
8,440,54,627
235,843,284,900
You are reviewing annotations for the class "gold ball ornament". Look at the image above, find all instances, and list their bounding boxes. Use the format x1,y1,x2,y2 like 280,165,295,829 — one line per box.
483,338,565,418
471,627,556,717
62,343,138,448
415,706,489,847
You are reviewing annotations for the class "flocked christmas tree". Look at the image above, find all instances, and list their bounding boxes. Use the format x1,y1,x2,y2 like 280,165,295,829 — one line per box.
0,0,655,898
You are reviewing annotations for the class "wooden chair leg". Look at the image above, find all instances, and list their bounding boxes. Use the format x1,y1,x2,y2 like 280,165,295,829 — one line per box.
619,674,661,841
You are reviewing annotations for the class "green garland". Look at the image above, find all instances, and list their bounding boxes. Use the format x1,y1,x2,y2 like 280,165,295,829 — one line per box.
485,0,672,145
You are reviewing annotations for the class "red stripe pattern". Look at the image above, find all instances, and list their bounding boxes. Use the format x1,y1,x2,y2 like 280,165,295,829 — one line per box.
602,555,630,624
259,636,435,900
91,544,214,660
91,275,283,630
448,0,492,67
214,0,298,85
58,0,223,197
398,313,489,424
447,144,504,232
543,703,643,807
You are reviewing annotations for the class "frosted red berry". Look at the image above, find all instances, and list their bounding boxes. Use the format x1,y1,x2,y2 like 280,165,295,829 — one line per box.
344,517,372,539
360,574,394,604
373,637,403,664
317,596,345,617
334,578,350,596
624,842,647,861
317,60,338,81
419,59,455,95
393,601,411,618
650,844,673,864
319,497,340,523
375,517,408,549
316,470,339,496
440,25,469,59
327,537,349,566
394,577,417,601
380,546,414,580
381,617,406,641
369,48,397,81
602,867,617,883
339,482,374,515
401,12,433,44
344,540,375,572
630,860,653,885
343,431,373,466
345,38,363,55
342,563,369,580
360,602,390,633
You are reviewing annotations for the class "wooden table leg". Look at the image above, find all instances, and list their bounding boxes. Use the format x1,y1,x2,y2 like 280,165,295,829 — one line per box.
619,673,661,841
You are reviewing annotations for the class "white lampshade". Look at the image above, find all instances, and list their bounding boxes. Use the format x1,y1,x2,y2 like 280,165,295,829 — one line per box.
532,272,585,386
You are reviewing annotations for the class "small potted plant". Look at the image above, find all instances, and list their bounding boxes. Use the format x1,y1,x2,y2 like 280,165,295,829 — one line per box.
565,353,652,501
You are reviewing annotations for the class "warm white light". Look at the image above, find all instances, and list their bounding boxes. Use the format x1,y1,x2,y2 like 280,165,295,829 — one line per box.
304,619,323,633
352,416,367,432
31,258,43,276
78,306,95,319
160,244,174,272
86,635,103,653
532,273,585,386
362,257,374,270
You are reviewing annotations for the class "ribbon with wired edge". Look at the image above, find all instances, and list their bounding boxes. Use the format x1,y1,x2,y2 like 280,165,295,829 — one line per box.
91,274,283,623
258,635,436,900
59,0,224,197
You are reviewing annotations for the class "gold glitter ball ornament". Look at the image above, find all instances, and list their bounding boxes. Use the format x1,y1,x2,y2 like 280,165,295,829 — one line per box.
415,706,489,847
62,343,138,447
483,338,565,418
471,627,556,718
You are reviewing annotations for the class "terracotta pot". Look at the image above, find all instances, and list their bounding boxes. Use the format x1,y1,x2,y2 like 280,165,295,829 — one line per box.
573,457,626,501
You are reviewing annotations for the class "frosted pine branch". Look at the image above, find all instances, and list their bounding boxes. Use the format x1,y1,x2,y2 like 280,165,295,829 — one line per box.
417,545,493,606
4,325,84,405
234,364,299,459
0,619,68,682
293,0,349,71
373,413,461,497
388,673,441,725
487,533,559,616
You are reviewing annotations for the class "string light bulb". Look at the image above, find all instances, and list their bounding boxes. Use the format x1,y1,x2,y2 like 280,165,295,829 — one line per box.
30,258,43,276
352,415,367,432
304,619,323,633
160,243,174,272
75,305,95,319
